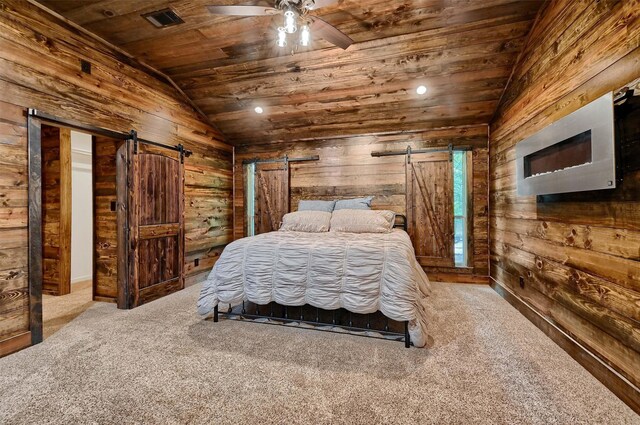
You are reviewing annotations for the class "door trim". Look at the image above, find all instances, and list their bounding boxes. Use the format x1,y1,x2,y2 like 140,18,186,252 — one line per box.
116,139,134,309
27,116,43,344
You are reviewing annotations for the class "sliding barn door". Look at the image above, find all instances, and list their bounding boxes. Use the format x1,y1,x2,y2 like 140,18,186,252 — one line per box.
116,140,184,309
255,162,289,234
406,152,455,267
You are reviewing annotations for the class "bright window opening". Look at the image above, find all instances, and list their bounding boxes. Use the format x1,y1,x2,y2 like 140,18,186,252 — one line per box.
453,151,468,267
245,163,256,237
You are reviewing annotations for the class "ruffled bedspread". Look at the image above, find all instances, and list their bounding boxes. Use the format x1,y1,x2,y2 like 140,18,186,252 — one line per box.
197,230,431,347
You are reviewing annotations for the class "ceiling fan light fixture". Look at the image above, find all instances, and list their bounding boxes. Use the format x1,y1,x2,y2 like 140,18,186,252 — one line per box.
300,25,311,46
283,9,297,33
206,2,352,50
276,27,287,47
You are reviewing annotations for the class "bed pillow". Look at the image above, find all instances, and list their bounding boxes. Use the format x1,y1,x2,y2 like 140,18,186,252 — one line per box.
298,199,336,212
280,211,331,232
330,209,395,233
334,196,373,210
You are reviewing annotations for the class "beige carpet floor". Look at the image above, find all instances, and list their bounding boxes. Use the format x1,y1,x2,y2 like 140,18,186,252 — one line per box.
42,280,95,339
0,282,636,424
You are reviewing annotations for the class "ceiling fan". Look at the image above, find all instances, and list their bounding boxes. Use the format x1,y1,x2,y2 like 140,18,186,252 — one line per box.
207,0,353,50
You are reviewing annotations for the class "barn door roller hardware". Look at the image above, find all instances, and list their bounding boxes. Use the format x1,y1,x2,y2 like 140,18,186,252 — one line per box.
28,108,126,140
27,109,192,160
242,155,320,168
128,130,192,162
371,144,471,163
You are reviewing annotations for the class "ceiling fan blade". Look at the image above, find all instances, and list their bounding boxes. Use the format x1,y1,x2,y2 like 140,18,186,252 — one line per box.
206,5,280,16
309,16,353,50
307,0,339,10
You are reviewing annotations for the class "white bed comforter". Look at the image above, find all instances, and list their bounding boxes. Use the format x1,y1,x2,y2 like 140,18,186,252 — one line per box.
197,229,431,347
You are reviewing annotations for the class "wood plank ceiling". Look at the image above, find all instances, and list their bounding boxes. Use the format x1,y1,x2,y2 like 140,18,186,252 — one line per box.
37,0,544,145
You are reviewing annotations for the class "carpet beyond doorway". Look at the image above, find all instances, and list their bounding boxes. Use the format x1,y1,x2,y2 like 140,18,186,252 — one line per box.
42,280,95,339
0,282,636,424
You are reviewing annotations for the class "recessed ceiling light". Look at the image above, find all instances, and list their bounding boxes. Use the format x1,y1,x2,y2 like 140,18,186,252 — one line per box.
254,106,264,114
416,85,427,95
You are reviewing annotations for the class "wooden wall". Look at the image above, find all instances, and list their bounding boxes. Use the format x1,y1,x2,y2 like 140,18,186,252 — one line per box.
41,125,71,296
92,135,123,302
234,126,489,283
0,0,233,355
489,0,640,403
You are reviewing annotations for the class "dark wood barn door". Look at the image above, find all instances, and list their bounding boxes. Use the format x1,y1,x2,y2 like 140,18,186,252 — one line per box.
406,152,455,267
255,162,289,234
116,140,184,309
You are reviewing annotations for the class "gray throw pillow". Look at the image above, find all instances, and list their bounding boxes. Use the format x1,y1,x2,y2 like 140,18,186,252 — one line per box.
334,196,373,210
298,199,336,212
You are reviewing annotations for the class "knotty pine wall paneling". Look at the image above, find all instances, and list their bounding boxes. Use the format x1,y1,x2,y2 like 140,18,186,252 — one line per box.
0,100,28,356
0,0,233,355
234,126,489,283
489,0,640,406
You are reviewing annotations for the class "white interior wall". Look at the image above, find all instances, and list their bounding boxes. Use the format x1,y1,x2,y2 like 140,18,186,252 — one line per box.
70,131,93,284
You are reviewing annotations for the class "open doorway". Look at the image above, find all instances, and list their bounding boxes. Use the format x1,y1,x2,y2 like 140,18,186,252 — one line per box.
27,111,189,346
40,127,92,339
39,125,123,339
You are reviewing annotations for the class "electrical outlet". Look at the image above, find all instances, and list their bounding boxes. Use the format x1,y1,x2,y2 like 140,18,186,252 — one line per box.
194,258,200,267
110,201,116,212
519,276,525,289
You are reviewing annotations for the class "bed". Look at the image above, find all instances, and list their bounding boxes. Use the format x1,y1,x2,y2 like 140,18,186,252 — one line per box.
197,214,431,348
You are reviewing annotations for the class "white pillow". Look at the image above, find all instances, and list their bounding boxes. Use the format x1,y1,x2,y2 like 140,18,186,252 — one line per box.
330,209,396,233
280,211,331,232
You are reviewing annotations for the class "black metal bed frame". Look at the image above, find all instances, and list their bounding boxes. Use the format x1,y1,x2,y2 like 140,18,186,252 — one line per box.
211,214,412,348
